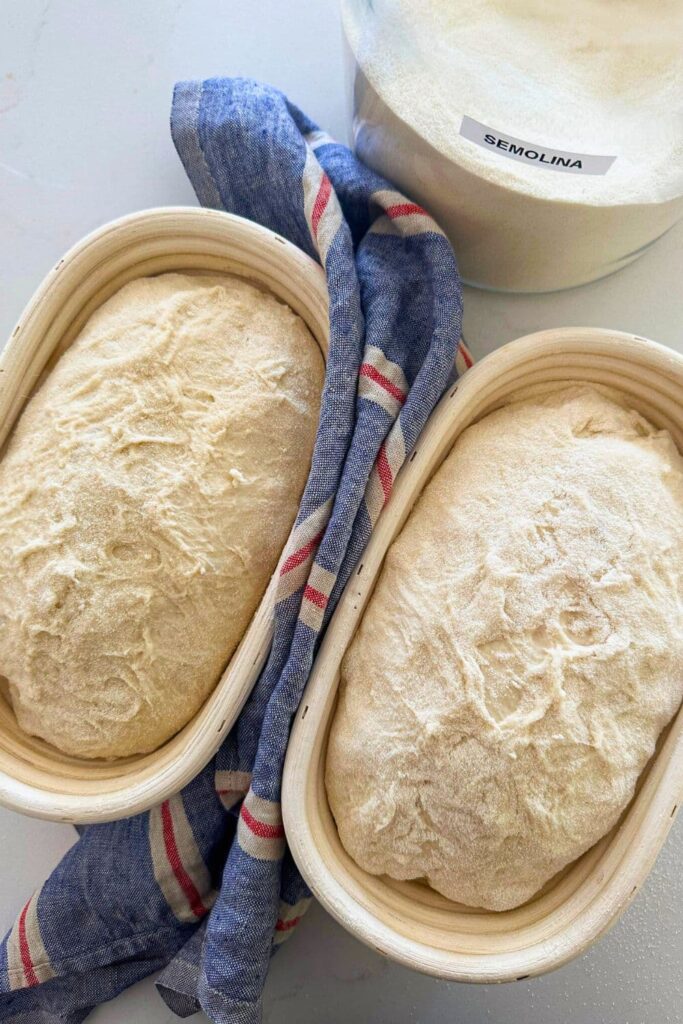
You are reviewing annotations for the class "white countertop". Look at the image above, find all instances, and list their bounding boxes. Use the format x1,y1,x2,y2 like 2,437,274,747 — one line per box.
1,3,682,1022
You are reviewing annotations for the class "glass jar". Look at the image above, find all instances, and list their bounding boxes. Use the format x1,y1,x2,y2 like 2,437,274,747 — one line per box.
342,0,683,292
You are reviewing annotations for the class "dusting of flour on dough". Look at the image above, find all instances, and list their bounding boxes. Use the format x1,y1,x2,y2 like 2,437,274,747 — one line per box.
0,273,324,758
326,386,683,911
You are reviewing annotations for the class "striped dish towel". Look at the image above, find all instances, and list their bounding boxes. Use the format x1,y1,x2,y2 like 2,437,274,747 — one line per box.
0,78,468,1024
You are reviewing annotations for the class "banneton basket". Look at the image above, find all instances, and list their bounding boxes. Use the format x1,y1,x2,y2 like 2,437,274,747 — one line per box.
0,207,329,824
283,328,683,982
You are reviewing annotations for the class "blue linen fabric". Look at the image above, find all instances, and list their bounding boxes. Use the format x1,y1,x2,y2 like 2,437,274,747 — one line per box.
0,78,466,1024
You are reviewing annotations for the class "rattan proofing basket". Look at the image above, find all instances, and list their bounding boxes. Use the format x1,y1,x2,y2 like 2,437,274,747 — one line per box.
0,207,328,824
283,327,683,982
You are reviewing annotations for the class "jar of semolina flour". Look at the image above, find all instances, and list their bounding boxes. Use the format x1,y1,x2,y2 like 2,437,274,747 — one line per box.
342,0,683,293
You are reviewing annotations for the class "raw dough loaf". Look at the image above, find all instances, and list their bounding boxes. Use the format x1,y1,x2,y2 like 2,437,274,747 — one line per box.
0,273,323,758
326,386,683,910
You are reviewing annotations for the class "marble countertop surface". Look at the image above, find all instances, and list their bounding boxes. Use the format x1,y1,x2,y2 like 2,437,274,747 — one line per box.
1,2,681,1022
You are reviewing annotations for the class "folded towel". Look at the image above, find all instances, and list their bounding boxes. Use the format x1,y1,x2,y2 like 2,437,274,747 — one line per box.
0,77,467,1024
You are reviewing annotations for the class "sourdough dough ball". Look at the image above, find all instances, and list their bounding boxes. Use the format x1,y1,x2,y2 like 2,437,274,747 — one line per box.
0,273,323,758
326,386,683,910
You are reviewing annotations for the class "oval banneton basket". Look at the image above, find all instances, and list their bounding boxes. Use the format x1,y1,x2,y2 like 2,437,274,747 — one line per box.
283,327,683,983
0,207,329,824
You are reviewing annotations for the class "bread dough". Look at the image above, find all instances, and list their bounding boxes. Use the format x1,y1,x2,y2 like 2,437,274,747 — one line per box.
326,386,683,910
0,273,323,758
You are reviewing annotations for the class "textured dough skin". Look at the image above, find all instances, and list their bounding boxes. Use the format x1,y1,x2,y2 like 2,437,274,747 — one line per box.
326,386,683,911
0,273,323,759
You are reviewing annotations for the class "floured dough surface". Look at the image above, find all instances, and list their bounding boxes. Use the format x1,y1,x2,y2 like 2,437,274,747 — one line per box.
0,273,323,758
326,386,683,910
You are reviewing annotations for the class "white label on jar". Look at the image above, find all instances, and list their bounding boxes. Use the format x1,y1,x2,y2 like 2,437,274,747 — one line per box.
460,116,616,175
